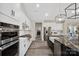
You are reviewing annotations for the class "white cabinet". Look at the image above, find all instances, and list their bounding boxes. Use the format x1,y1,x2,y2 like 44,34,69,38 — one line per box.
0,3,20,25
19,37,28,56
19,37,32,56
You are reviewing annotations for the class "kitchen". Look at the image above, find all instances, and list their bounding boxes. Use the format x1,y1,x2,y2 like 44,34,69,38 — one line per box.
0,3,79,56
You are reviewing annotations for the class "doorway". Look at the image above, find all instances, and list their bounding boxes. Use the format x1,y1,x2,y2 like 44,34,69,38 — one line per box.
35,23,42,41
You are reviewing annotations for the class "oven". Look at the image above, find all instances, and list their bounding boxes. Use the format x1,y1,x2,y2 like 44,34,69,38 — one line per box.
0,22,19,56
0,32,18,45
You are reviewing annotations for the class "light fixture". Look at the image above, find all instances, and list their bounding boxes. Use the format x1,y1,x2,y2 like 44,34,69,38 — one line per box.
36,4,40,8
11,10,15,16
58,18,62,21
65,3,79,19
77,9,79,13
55,14,65,22
71,10,75,13
45,13,48,17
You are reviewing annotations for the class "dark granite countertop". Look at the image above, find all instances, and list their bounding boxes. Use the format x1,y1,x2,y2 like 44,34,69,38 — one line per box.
20,34,32,38
49,36,79,52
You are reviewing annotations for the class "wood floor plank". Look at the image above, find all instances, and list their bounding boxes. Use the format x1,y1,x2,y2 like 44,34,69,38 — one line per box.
26,40,53,56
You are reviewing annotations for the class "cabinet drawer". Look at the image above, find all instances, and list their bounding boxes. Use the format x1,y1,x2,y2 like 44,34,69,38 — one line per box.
61,43,79,56
47,39,54,53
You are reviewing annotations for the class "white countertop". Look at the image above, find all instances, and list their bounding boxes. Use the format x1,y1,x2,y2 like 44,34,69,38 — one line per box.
49,37,59,43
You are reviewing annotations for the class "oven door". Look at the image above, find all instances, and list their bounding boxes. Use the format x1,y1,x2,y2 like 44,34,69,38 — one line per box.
0,40,19,56
0,32,18,46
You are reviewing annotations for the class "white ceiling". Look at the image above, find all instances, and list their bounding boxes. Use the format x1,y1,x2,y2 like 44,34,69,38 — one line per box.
21,3,69,22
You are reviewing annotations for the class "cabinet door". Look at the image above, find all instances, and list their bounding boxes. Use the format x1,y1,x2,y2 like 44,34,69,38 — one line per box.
47,39,54,56
61,44,79,56
66,48,79,56
19,38,26,56
54,40,61,56
61,44,67,56
48,39,54,51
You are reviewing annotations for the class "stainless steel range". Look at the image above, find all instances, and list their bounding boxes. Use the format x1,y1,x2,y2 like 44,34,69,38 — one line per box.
0,22,19,56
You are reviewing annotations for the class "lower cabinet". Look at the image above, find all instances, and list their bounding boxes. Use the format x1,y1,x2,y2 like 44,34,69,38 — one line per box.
54,40,61,56
47,39,79,56
19,38,26,56
47,39,54,55
61,43,79,56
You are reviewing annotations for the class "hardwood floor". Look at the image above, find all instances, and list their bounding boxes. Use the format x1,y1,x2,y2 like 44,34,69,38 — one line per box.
26,40,53,56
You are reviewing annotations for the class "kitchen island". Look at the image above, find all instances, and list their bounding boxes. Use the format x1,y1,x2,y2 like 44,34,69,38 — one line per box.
47,35,79,56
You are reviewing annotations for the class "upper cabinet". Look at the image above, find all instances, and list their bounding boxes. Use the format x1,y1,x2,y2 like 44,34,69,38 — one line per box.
0,3,32,29
0,3,20,25
0,3,15,16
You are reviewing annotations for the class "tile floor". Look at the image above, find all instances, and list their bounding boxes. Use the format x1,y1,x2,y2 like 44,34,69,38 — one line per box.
26,40,53,56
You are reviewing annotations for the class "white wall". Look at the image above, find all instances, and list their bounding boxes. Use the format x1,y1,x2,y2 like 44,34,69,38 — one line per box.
0,3,33,56
42,21,64,39
30,21,36,41
43,22,63,31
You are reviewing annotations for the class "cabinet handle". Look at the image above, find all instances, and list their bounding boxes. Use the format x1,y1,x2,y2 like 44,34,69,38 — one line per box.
24,44,26,47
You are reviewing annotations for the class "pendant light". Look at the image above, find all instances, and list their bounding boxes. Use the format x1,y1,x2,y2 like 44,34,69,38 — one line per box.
65,3,79,19
55,4,66,22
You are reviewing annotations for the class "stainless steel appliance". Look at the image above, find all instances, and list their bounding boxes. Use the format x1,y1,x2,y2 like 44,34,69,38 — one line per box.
0,22,19,56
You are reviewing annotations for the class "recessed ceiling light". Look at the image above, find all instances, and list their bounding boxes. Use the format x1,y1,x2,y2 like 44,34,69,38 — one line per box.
58,18,62,21
36,4,40,8
45,13,48,17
